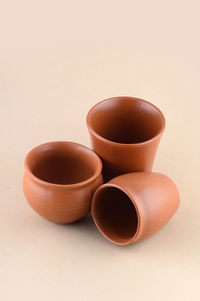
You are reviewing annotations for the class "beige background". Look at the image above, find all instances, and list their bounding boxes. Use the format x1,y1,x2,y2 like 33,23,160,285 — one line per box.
1,1,200,300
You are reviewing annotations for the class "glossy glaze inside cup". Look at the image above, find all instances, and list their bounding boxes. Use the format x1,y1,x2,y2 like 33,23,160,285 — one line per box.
88,97,165,144
92,186,138,244
25,142,101,185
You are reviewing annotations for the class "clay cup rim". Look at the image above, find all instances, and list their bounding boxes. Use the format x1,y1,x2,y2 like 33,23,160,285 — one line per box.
86,96,166,147
24,141,102,188
92,182,142,246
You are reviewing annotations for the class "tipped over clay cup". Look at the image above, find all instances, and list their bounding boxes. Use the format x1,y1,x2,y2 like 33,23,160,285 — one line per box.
92,172,180,245
87,96,166,181
23,141,103,224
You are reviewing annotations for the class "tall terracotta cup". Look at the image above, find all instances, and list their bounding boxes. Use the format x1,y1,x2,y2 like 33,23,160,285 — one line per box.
87,97,166,181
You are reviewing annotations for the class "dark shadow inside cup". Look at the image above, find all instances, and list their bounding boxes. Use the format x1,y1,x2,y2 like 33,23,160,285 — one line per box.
88,98,164,143
92,186,138,244
26,142,100,185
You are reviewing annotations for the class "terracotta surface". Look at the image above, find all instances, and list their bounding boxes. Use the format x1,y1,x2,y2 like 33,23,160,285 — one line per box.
92,172,180,245
87,96,166,181
23,141,103,223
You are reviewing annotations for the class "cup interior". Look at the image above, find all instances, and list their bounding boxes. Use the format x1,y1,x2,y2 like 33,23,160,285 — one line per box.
25,142,101,185
92,186,138,244
88,97,165,144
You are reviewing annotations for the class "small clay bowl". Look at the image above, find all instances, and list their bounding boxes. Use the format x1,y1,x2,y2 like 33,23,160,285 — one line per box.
87,96,166,181
92,172,180,245
23,141,103,224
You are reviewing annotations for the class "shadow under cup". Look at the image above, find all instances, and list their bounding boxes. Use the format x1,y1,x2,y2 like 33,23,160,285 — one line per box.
87,97,166,181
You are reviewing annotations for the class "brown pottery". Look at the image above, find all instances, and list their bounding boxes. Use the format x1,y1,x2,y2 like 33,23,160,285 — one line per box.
23,141,103,223
92,172,180,245
87,96,166,181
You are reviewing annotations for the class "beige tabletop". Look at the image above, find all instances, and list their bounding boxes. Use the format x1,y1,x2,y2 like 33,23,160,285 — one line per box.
1,1,200,300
